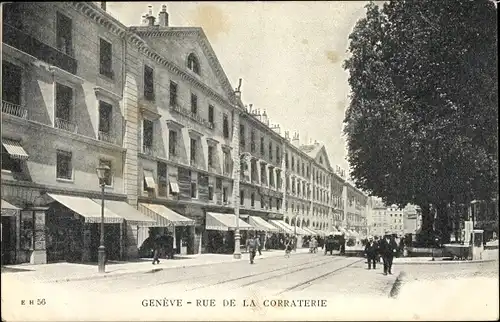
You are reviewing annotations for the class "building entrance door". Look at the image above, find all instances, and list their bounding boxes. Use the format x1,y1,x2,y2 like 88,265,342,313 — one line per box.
89,223,121,262
1,216,16,265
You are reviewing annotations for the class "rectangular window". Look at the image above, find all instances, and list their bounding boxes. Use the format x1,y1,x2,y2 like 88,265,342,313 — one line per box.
56,12,73,56
1,144,21,172
240,190,244,206
56,150,72,180
55,83,72,122
168,130,177,157
2,61,22,106
276,171,281,189
260,163,266,184
158,162,167,197
285,153,289,169
216,178,222,190
190,138,197,165
208,146,214,167
98,101,112,135
250,131,256,152
223,114,229,138
208,185,214,201
276,147,280,164
223,151,231,175
20,211,33,251
190,181,197,198
3,3,23,29
269,142,273,161
99,38,113,78
143,119,154,152
260,137,265,155
269,168,274,187
251,193,255,207
99,159,112,186
169,81,177,106
191,93,198,115
239,125,245,147
208,105,214,124
222,187,228,203
144,65,154,101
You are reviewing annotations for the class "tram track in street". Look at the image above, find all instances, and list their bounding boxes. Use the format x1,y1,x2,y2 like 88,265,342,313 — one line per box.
275,258,365,295
185,256,344,292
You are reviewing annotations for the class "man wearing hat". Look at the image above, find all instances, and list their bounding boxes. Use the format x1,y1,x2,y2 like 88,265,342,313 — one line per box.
364,236,378,269
379,231,398,275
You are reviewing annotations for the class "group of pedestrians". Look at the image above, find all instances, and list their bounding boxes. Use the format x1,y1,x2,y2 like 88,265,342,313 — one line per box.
364,233,399,275
246,233,263,264
151,233,175,265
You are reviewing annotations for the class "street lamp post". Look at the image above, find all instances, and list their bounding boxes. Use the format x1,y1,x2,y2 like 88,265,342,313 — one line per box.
96,165,110,273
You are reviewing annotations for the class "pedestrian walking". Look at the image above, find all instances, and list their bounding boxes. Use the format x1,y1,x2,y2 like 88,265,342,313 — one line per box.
257,234,263,256
152,234,161,265
364,236,378,269
284,238,292,258
379,232,398,275
246,233,260,264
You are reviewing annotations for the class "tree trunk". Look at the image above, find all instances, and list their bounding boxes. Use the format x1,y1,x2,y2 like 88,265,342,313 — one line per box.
435,203,451,244
418,204,434,246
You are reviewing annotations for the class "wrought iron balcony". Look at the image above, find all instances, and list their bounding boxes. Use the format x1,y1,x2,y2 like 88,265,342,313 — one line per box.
3,23,77,74
2,101,27,119
98,131,117,144
170,104,213,129
55,117,78,133
142,145,156,156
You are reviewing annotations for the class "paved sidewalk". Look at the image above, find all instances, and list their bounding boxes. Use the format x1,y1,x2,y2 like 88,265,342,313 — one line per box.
1,248,310,283
393,249,498,265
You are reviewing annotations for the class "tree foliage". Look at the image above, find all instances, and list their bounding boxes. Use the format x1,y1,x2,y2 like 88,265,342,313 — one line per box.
343,0,498,236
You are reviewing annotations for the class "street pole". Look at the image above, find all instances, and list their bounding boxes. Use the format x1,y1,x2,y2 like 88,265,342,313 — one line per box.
232,81,242,260
98,182,106,273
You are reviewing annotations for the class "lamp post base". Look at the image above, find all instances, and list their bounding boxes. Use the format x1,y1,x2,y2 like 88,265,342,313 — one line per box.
233,230,241,259
98,245,106,273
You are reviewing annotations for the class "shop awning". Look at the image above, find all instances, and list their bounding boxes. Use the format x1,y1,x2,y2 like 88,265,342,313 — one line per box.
144,170,156,189
1,199,20,216
269,220,295,235
92,200,157,226
139,203,195,227
294,225,312,235
206,212,254,231
47,194,123,224
302,227,319,235
249,216,279,232
2,139,29,160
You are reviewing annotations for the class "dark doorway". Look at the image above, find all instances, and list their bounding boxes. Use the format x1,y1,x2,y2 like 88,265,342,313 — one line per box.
89,223,121,262
1,216,16,265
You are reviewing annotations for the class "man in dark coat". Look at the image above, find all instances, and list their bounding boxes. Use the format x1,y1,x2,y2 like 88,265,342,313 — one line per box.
165,232,174,259
364,237,378,269
379,232,398,275
339,234,346,255
152,234,161,265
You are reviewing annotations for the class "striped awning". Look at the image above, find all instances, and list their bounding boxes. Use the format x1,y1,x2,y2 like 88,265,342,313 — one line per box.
206,212,254,231
302,227,319,236
139,203,195,227
249,216,279,232
144,170,155,189
92,199,158,226
269,220,295,235
2,139,29,160
47,193,124,224
2,199,20,210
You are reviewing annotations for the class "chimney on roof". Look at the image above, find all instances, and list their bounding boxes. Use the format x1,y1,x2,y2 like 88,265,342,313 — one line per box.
314,140,319,146
234,78,242,99
292,132,300,147
249,104,253,114
158,4,169,27
101,2,106,10
146,5,156,26
262,110,269,125
285,131,290,141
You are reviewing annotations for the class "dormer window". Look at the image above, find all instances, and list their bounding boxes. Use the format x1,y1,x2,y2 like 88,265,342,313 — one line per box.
187,53,200,75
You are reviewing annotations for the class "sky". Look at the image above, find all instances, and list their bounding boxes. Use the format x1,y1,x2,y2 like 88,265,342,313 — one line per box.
106,1,370,175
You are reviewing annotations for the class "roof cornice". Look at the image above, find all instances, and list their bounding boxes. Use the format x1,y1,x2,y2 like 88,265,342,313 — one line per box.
129,27,240,110
70,3,237,111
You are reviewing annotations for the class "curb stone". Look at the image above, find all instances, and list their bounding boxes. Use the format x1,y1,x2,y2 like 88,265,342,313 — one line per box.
41,251,310,283
394,258,497,266
389,271,405,298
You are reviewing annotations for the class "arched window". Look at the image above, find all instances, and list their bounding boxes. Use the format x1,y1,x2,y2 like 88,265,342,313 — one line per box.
187,53,200,75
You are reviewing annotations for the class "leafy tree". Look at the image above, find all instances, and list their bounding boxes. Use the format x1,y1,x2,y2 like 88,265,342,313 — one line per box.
343,0,498,243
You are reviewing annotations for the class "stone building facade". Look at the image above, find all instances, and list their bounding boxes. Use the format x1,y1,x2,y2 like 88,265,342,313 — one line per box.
1,2,369,264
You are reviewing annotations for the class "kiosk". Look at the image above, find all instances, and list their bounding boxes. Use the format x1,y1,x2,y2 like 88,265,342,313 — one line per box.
470,229,484,260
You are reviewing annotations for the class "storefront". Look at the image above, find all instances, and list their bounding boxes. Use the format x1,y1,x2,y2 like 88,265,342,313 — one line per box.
138,203,195,256
45,193,124,263
246,215,279,250
1,199,20,265
205,212,254,254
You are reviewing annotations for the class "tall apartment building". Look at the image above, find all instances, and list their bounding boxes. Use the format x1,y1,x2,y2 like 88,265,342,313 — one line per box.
1,2,369,265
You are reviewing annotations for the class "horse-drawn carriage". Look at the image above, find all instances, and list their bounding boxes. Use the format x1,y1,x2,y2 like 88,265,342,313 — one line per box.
324,232,344,255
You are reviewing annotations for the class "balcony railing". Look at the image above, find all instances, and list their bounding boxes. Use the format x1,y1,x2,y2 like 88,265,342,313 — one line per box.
3,23,77,74
142,146,156,156
170,104,214,130
55,117,78,133
2,101,27,119
98,131,117,144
